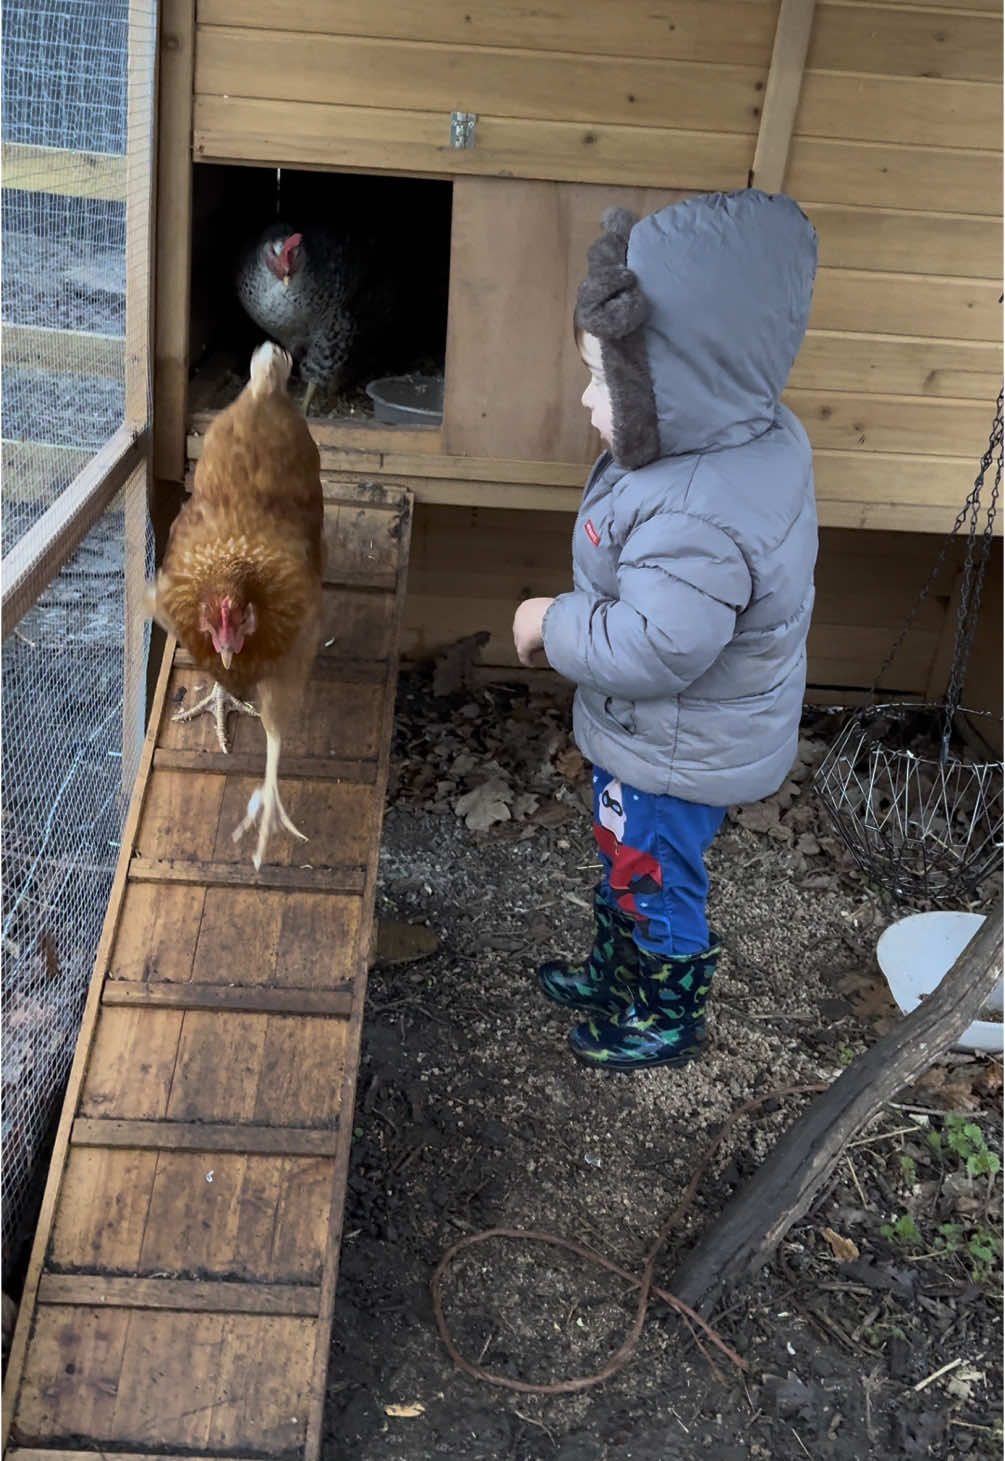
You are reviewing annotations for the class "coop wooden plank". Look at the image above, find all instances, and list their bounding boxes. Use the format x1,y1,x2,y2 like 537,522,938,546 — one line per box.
194,94,752,191
331,472,584,513
305,502,412,1458
186,404,441,455
134,766,378,867
319,586,400,660
127,857,366,893
785,389,996,458
37,1273,321,1316
53,1147,334,1281
72,1118,340,1155
808,2,1002,82
153,748,378,782
798,69,1001,151
811,429,993,507
197,0,779,64
785,135,1002,216
196,26,766,135
102,981,354,1015
15,1308,315,1452
806,204,1000,282
817,265,1000,346
791,332,1001,401
111,882,365,988
81,1006,350,1128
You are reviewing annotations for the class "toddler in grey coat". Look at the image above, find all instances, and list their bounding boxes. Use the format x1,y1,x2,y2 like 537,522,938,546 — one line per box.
513,190,819,1072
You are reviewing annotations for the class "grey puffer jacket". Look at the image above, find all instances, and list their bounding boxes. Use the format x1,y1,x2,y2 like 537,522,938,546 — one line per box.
541,190,818,806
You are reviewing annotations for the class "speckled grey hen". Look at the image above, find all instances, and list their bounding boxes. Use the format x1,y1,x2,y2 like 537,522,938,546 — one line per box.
235,220,395,414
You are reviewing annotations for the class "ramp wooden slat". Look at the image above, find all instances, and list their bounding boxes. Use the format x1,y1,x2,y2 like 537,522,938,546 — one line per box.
2,484,413,1460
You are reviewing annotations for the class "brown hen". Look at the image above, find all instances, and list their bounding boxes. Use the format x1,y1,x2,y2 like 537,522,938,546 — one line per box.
151,342,325,869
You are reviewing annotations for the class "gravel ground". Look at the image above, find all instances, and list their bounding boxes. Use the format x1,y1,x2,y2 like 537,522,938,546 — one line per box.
322,670,1003,1461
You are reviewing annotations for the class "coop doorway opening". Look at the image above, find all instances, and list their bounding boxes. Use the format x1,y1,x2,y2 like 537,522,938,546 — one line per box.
188,164,452,425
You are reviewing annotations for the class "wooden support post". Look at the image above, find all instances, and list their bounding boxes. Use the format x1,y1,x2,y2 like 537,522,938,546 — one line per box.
1,426,147,639
122,0,157,778
749,0,817,193
125,0,156,432
152,0,195,487
671,897,1003,1315
122,462,149,788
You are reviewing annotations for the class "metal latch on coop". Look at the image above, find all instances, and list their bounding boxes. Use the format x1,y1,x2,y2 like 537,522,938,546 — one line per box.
450,111,477,148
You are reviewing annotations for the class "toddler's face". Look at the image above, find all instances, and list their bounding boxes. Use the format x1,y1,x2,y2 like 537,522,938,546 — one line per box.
579,332,614,446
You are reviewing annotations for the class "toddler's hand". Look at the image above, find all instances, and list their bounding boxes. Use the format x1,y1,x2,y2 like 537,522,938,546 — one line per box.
513,597,555,667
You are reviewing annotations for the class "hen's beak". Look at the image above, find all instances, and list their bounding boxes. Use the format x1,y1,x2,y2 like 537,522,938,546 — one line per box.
281,274,290,288
220,648,233,670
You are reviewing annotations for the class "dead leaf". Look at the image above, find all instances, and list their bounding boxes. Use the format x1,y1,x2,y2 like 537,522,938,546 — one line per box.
732,800,780,833
532,800,574,827
974,1062,1003,1097
385,1402,425,1418
554,747,586,781
431,632,490,695
373,922,440,968
939,1078,982,1112
512,792,540,820
454,776,512,832
821,1226,860,1262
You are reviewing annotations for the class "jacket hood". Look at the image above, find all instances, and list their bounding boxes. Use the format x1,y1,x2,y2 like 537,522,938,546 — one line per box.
575,190,818,466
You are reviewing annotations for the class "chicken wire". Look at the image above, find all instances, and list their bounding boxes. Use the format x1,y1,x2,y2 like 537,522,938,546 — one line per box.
2,0,139,554
1,0,158,1284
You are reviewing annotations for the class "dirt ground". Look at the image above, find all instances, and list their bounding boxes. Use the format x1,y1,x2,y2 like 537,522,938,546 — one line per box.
323,668,1003,1461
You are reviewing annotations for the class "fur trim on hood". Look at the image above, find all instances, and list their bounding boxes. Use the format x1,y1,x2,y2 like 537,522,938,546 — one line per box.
574,207,660,470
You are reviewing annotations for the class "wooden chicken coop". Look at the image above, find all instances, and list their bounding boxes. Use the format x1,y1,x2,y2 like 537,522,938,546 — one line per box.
3,0,1002,1456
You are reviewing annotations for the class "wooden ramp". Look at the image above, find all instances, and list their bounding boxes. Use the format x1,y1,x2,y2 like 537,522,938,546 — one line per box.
2,483,412,1460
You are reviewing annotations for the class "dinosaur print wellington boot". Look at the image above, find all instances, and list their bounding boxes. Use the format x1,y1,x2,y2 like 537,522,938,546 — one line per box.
568,934,722,1071
537,887,639,1016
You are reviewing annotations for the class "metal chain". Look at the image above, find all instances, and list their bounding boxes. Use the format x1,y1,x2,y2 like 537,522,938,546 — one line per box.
866,389,1003,716
942,388,1003,751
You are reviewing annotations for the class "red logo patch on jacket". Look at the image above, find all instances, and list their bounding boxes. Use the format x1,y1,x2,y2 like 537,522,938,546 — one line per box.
584,518,600,546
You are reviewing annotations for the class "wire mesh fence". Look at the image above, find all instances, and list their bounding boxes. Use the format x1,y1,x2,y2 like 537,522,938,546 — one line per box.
1,0,151,546
1,0,157,1285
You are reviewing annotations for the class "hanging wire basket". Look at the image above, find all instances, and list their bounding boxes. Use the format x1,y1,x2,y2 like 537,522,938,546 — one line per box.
815,702,1002,904
814,391,1003,907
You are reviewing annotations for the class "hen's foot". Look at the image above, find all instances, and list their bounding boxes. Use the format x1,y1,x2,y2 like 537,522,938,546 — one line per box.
301,381,318,417
232,782,308,871
172,681,258,753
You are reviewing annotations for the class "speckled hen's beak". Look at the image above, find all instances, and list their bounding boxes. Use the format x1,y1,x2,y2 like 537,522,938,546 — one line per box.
281,274,289,288
220,648,233,669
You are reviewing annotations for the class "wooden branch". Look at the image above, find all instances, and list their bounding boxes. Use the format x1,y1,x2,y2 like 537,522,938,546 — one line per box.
672,896,1003,1314
749,0,816,193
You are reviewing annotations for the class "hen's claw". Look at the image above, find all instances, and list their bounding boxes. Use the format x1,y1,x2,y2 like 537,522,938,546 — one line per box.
172,681,258,753
232,783,308,872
